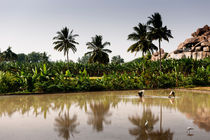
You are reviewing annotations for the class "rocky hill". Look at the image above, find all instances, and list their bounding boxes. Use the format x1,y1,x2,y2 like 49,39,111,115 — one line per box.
151,25,210,60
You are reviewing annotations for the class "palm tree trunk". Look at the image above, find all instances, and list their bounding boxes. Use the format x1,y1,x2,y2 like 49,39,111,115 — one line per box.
159,39,162,72
67,51,70,69
142,52,145,72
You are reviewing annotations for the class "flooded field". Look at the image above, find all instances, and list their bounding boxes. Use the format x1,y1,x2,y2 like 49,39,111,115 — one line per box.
0,90,210,140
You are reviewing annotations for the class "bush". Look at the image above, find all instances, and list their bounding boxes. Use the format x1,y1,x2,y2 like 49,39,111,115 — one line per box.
0,72,20,93
192,67,209,86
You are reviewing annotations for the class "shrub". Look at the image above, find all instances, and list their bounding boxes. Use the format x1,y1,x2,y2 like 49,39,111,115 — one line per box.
0,72,20,93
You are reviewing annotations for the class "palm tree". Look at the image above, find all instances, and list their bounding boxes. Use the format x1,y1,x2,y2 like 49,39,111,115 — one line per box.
147,12,173,71
85,35,112,64
128,23,157,57
128,23,157,71
53,27,79,63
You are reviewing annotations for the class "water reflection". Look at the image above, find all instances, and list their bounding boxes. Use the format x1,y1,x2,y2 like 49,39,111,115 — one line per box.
54,112,79,140
177,94,210,132
193,106,210,132
129,106,174,140
87,102,112,132
0,90,210,140
148,129,173,140
129,107,159,140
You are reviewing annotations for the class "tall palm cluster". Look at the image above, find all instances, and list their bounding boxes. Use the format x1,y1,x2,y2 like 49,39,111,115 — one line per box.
128,12,173,71
53,28,111,64
52,12,172,67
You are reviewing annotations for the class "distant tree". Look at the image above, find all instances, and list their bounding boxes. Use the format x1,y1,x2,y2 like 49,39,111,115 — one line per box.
111,55,124,64
17,53,28,62
27,52,49,63
41,52,50,63
53,27,79,63
77,54,91,64
1,47,17,61
85,35,112,64
147,12,173,71
27,52,41,63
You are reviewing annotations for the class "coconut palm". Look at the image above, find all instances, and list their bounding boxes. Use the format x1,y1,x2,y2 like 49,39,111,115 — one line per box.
128,23,157,71
147,12,173,71
85,35,112,64
128,23,157,58
53,27,79,63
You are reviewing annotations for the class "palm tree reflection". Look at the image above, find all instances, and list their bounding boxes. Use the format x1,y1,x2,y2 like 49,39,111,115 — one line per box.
87,102,112,132
54,112,79,140
129,108,159,140
149,129,173,140
129,107,173,140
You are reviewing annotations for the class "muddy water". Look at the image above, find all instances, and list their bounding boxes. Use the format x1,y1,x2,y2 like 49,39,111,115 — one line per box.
0,90,210,140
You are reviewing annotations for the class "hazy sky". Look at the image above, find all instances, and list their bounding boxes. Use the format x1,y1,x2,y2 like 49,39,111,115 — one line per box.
0,0,209,62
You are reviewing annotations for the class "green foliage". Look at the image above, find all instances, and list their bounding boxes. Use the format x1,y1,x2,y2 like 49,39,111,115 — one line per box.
0,47,17,62
78,54,91,64
111,55,124,64
0,71,20,93
53,27,79,63
192,66,209,86
17,53,27,62
85,35,112,64
0,58,209,94
127,23,157,57
27,52,49,63
147,12,173,71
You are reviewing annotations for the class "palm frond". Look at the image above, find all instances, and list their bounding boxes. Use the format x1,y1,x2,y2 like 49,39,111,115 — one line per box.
53,27,79,61
102,49,112,53
102,42,111,47
128,33,139,41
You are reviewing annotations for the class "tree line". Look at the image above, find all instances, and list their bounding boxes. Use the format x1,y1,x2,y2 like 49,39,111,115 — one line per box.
52,12,172,71
0,47,49,63
0,12,172,69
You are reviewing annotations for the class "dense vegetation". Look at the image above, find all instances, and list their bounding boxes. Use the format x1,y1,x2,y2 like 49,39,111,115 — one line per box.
0,12,209,94
0,58,209,94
